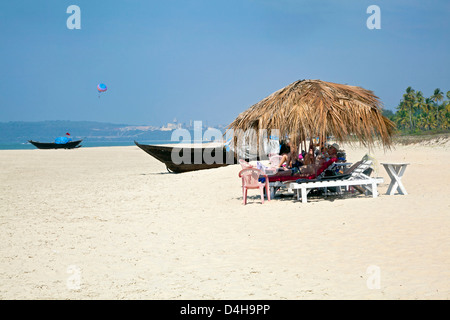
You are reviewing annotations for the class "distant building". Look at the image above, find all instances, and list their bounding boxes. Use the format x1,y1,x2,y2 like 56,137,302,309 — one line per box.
119,125,158,132
160,122,182,131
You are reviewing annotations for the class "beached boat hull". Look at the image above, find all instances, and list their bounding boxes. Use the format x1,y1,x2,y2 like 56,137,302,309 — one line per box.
134,141,238,173
28,140,83,149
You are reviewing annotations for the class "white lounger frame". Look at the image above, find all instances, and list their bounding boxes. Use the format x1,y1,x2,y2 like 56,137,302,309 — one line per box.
284,158,384,203
285,177,384,203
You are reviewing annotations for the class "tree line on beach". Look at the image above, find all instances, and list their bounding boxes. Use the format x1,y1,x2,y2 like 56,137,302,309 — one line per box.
383,87,450,134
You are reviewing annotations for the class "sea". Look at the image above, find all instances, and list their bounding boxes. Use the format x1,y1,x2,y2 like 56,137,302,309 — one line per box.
0,135,223,150
0,140,179,150
0,127,225,150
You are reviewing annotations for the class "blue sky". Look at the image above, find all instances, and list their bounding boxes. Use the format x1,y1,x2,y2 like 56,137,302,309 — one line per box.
0,0,449,126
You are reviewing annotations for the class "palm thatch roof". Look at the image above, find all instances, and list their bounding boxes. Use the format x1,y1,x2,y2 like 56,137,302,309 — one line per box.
226,79,395,149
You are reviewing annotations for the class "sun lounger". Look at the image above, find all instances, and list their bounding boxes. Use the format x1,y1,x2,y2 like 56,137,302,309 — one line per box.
266,158,340,198
286,177,383,203
285,158,384,203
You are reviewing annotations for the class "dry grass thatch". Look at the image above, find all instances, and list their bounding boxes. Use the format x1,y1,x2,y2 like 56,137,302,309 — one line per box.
226,79,396,149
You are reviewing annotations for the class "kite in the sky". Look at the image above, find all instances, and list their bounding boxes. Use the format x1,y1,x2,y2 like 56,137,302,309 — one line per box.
97,83,107,98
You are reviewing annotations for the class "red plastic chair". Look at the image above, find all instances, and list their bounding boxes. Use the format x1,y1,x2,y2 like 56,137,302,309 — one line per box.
238,168,271,205
239,159,253,169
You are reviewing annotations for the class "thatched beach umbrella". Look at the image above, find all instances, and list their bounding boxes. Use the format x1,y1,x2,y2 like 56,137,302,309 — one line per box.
226,79,395,152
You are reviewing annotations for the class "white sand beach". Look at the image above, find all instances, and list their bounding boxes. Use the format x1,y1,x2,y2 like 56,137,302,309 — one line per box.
0,140,449,299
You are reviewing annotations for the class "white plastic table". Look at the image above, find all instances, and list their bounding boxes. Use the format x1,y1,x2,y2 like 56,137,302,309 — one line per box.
381,162,409,195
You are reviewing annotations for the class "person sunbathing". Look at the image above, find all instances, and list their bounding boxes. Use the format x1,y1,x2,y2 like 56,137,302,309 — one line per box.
277,142,302,170
294,146,316,174
303,146,315,165
327,143,339,159
271,142,339,178
268,153,339,182
296,143,339,175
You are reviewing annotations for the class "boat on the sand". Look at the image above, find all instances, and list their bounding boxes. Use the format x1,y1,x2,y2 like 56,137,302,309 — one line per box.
28,139,83,149
134,141,238,173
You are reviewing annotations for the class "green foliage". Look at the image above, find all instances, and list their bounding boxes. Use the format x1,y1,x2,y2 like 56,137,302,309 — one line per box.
390,87,450,134
382,109,395,120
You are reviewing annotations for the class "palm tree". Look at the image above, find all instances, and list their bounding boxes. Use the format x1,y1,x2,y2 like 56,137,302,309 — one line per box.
416,114,428,130
431,88,444,128
393,88,449,132
443,93,450,129
400,87,417,130
446,91,450,129
432,88,444,102
414,91,424,129
445,91,450,124
423,98,435,130
394,109,410,130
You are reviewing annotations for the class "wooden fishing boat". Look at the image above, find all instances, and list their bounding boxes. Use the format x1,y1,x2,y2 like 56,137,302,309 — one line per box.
28,139,83,149
134,141,239,173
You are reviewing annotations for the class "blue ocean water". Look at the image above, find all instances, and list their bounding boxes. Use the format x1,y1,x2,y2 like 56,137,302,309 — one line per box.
0,136,219,150
0,124,225,150
0,140,179,150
